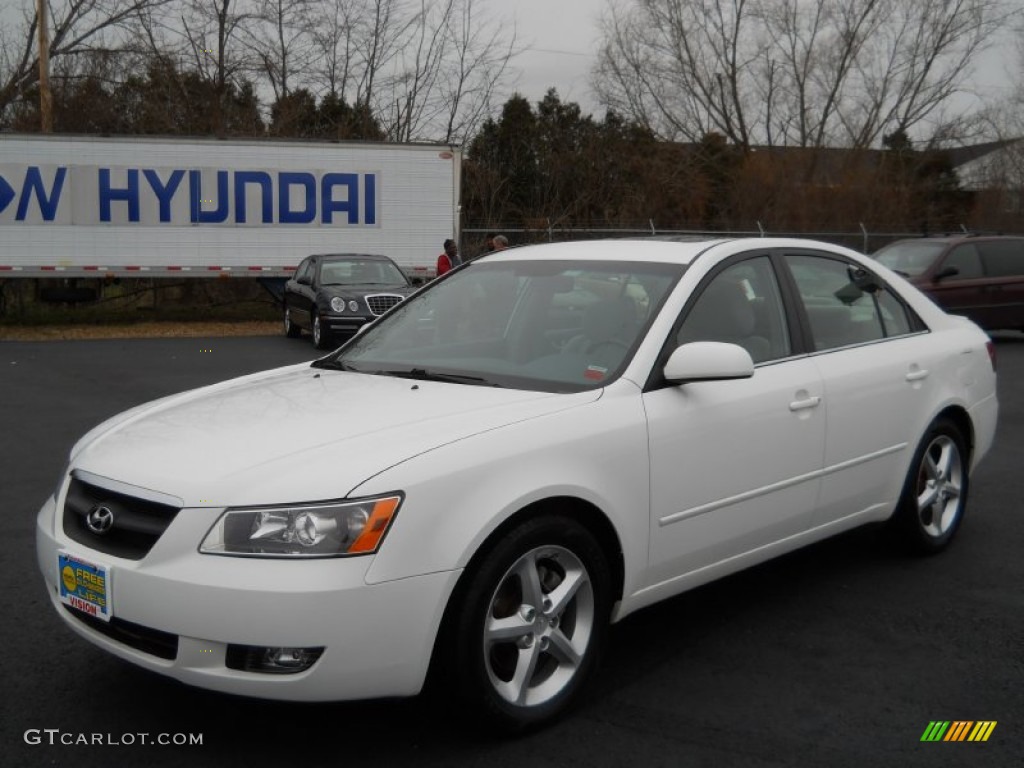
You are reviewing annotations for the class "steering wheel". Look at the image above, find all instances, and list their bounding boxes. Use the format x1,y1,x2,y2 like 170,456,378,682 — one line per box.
585,339,631,355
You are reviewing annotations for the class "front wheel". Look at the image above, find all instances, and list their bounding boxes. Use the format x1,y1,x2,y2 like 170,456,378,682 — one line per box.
312,313,332,349
446,515,611,732
892,418,969,554
283,305,302,338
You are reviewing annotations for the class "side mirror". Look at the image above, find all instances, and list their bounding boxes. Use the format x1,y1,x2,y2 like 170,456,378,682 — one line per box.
933,265,960,281
664,342,755,384
297,275,312,286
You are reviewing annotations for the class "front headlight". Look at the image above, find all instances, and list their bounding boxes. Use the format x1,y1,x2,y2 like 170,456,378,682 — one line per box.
330,296,346,313
199,494,402,558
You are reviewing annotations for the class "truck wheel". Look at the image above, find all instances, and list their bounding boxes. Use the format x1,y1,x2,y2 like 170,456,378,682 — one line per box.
284,305,302,338
447,515,610,732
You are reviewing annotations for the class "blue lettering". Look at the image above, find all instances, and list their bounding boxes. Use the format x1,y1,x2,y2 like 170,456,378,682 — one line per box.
364,173,376,225
321,173,360,224
99,168,140,222
234,170,273,223
142,169,185,222
279,172,316,224
189,170,229,223
16,166,67,221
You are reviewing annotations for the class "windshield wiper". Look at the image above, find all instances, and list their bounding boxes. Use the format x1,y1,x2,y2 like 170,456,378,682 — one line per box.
372,368,501,387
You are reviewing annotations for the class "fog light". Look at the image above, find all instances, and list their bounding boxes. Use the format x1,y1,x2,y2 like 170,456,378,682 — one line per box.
225,644,325,674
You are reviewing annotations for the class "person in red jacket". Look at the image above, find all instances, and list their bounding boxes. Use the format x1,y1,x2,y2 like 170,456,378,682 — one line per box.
436,238,461,276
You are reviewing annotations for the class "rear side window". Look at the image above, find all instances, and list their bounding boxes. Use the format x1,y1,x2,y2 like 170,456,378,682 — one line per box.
941,244,983,279
786,255,914,351
979,241,1024,277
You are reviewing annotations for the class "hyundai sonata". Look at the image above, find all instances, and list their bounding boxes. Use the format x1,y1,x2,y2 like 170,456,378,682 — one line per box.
37,238,998,731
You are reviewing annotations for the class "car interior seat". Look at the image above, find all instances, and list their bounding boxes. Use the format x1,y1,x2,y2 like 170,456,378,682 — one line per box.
678,279,771,362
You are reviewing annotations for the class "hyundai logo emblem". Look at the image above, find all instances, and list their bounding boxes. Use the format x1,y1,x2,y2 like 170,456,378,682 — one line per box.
85,505,115,535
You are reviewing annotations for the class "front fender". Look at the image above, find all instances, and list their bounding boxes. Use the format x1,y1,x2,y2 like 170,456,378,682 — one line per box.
356,383,650,603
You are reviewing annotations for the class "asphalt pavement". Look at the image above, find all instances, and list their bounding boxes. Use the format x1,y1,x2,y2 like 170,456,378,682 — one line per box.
2,332,1022,768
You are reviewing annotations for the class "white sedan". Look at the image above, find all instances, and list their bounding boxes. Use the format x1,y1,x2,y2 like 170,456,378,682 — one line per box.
37,238,998,731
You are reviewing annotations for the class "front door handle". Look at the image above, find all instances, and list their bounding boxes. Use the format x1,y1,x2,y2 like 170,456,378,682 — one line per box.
789,395,822,411
905,369,930,382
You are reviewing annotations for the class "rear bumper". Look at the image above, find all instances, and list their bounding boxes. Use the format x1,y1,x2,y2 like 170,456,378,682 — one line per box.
968,392,998,472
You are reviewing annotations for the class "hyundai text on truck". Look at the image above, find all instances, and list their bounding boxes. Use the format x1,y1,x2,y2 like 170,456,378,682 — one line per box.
0,134,462,282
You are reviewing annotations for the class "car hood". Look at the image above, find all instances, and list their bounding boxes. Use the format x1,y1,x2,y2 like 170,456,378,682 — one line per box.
70,364,599,507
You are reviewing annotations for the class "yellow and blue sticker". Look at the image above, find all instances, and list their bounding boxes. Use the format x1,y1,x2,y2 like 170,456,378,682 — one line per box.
58,552,112,622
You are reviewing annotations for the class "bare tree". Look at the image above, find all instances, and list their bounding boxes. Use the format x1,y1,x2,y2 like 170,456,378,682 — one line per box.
595,0,1012,149
248,0,315,101
305,0,514,144
0,0,172,125
383,0,514,143
308,0,360,99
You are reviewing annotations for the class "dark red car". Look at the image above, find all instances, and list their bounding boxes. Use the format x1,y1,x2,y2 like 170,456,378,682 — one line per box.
873,235,1024,332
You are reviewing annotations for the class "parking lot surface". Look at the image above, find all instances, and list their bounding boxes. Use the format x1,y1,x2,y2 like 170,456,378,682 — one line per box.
2,333,1022,767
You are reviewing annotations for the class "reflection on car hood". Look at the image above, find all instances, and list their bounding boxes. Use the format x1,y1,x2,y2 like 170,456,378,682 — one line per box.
70,365,598,507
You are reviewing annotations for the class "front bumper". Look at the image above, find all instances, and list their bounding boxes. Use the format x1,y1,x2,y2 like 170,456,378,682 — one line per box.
36,494,459,701
324,314,372,336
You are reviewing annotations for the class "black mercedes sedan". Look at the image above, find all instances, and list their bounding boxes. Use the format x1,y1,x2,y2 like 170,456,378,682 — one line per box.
284,253,415,348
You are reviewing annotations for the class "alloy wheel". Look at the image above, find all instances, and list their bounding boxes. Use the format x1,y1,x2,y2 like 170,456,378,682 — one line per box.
915,434,964,538
482,545,595,708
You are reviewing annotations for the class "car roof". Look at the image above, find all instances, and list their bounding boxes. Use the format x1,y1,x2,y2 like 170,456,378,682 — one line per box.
479,237,858,266
313,253,396,261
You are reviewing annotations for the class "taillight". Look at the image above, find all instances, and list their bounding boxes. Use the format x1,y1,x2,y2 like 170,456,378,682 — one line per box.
986,340,996,372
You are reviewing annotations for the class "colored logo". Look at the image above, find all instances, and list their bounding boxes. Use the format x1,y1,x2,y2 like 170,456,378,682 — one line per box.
85,504,115,534
921,721,997,742
61,564,77,593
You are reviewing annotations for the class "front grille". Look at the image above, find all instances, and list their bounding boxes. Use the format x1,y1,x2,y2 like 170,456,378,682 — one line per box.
63,477,180,560
365,293,404,316
64,605,179,660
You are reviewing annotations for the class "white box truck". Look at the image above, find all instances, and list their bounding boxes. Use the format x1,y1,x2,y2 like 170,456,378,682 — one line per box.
0,134,461,282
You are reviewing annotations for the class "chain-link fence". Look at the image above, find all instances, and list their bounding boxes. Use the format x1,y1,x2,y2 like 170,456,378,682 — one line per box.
460,222,1012,258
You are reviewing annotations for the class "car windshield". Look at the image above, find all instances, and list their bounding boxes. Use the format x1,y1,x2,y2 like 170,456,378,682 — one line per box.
324,259,682,392
873,241,947,276
320,258,406,285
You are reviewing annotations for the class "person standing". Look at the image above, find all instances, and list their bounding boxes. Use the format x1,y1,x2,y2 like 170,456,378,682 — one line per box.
436,238,461,276
480,232,497,257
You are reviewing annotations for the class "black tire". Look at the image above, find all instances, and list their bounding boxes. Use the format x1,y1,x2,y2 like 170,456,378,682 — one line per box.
283,304,302,338
445,515,611,733
312,313,332,349
892,417,970,554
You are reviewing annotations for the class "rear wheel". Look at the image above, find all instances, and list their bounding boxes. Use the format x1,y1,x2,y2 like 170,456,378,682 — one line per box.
892,418,969,554
446,515,610,732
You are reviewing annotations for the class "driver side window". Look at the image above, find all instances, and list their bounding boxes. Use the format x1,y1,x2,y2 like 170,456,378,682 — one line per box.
677,257,791,364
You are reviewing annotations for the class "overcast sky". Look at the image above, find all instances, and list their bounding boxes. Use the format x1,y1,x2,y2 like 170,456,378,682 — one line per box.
504,0,604,113
504,0,1020,119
